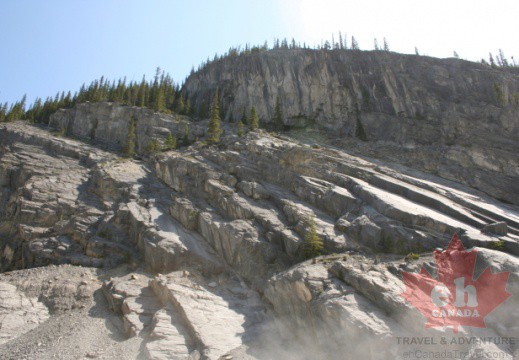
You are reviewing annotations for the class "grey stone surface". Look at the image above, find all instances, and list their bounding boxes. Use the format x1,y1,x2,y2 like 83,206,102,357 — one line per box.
0,93,518,359
184,49,519,204
0,282,49,345
150,271,268,360
482,221,508,236
48,102,205,155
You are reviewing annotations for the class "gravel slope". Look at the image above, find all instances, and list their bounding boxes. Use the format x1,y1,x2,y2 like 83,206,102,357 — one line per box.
0,266,142,360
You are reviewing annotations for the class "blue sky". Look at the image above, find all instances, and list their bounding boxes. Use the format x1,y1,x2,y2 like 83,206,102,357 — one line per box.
1,0,518,105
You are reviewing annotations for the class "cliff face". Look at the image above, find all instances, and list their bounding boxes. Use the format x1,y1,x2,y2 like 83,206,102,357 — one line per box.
184,49,519,204
1,102,519,357
184,49,519,135
1,51,519,358
49,102,205,154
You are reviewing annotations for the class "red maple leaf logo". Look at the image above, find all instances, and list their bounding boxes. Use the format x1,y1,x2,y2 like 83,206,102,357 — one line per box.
400,234,511,333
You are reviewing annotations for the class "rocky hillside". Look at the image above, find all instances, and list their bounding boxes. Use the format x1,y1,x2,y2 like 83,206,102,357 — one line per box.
0,100,518,359
184,49,519,204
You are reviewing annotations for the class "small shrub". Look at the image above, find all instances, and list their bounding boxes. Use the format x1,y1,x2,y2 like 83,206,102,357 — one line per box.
123,117,137,157
237,121,245,137
146,139,161,154
187,210,199,221
304,216,323,259
164,132,177,150
487,240,505,250
249,106,259,131
405,253,420,261
207,89,222,143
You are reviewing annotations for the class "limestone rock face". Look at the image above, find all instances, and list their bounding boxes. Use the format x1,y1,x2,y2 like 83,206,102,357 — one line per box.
48,102,205,155
184,49,519,204
482,221,508,236
1,97,518,359
264,251,519,359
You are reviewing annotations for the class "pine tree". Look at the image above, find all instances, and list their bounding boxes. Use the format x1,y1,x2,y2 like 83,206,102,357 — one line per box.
137,76,147,107
18,94,27,119
26,97,42,123
351,36,359,50
0,102,7,122
489,53,496,67
146,139,161,154
112,79,124,103
150,68,161,107
323,41,331,50
64,91,72,108
5,104,14,122
164,132,177,150
383,38,390,52
153,85,166,112
176,95,185,114
144,85,151,107
498,49,509,67
123,117,137,157
249,106,259,131
6,95,26,121
272,96,284,131
237,121,244,136
207,88,222,143
127,85,138,106
240,107,248,125
304,216,323,259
